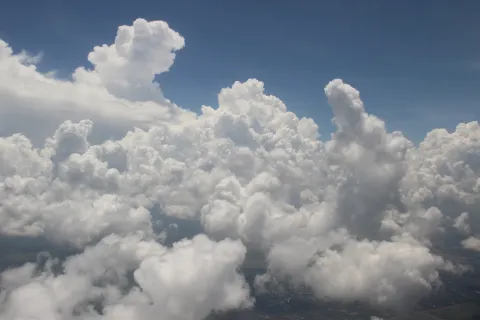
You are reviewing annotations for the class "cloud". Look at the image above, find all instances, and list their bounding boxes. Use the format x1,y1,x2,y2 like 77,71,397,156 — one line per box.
0,234,251,320
74,18,185,103
0,17,479,319
454,212,470,234
462,236,480,251
0,19,194,145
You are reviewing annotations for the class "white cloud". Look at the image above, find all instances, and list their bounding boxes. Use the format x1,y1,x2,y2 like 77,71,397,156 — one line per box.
74,18,185,103
0,19,194,145
462,236,480,251
0,234,251,320
454,212,471,234
0,16,479,319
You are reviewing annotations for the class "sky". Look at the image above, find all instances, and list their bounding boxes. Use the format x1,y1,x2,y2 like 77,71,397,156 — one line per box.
0,0,479,142
1,1,480,319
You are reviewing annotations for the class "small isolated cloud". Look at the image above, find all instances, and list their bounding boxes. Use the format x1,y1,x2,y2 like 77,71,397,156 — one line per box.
462,236,480,251
0,17,479,320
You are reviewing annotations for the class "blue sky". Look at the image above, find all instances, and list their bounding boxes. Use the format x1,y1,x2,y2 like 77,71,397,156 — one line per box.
1,0,479,142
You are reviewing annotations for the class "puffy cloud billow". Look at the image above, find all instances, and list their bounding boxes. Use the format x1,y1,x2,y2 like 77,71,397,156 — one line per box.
0,18,479,319
0,234,252,320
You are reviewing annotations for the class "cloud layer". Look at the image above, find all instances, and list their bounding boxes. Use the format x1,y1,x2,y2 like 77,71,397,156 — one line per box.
0,18,479,319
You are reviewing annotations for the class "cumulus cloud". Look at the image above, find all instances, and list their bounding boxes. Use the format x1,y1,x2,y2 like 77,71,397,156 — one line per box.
74,18,185,103
0,234,251,320
462,236,480,251
0,16,479,320
0,19,194,145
